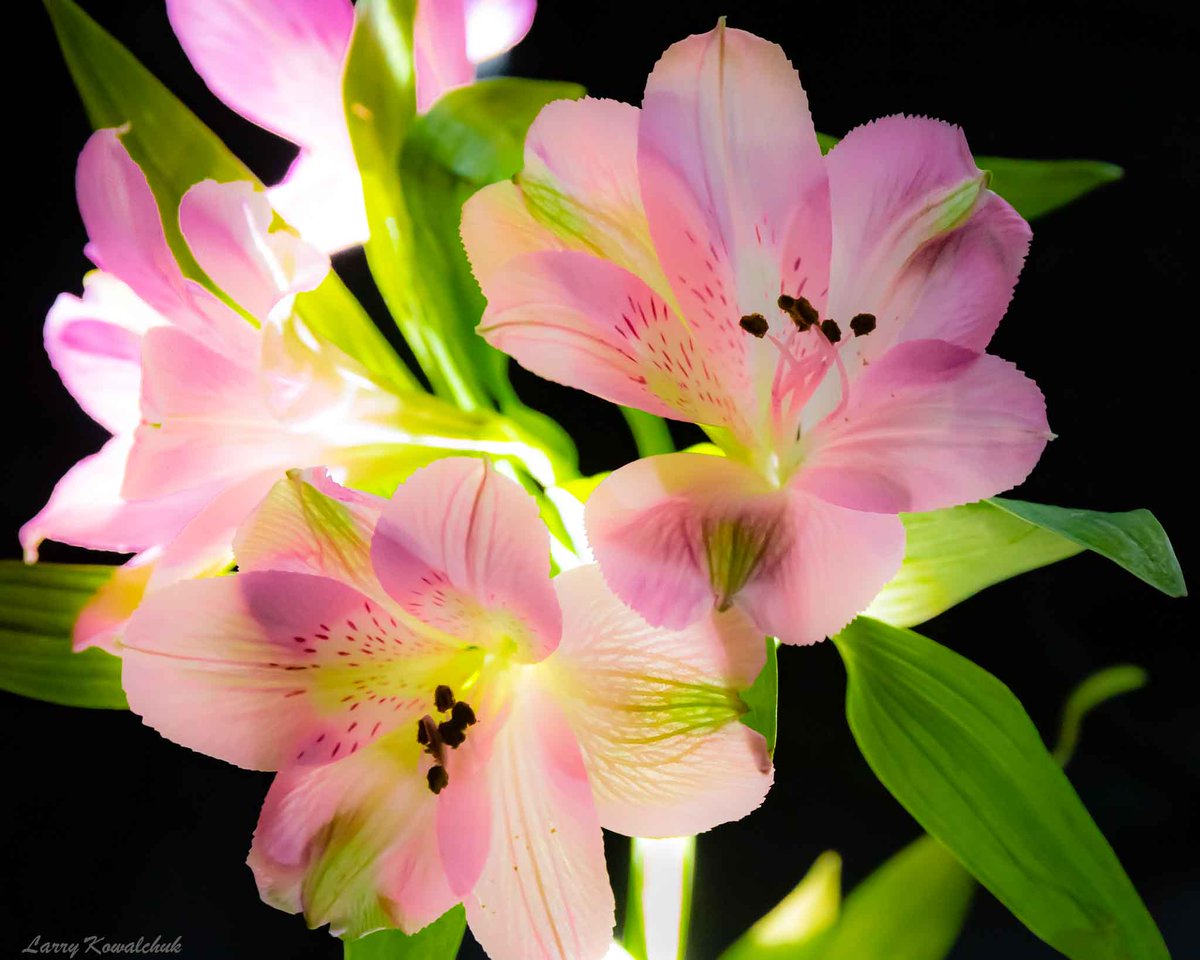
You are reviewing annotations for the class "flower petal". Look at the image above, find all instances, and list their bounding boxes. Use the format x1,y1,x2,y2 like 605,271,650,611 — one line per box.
465,0,536,63
584,453,785,630
122,571,462,770
72,559,153,653
413,0,473,111
233,468,386,598
825,116,1029,369
19,435,212,561
178,179,328,320
167,0,353,151
268,147,368,253
249,733,456,938
465,674,614,960
371,458,561,661
477,249,747,430
639,24,830,327
45,272,164,435
799,339,1051,514
548,565,773,837
737,491,906,646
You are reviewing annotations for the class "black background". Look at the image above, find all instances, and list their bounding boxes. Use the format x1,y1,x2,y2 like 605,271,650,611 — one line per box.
2,1,1196,958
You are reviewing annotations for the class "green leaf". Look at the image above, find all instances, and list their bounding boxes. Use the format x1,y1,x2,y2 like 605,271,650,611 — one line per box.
833,617,1168,960
816,836,974,960
399,77,584,464
624,837,696,960
0,561,126,709
43,0,412,392
343,907,466,960
738,637,778,757
1054,665,1149,766
813,129,1120,219
977,156,1124,221
620,407,675,457
865,500,1085,627
991,498,1185,598
719,850,841,960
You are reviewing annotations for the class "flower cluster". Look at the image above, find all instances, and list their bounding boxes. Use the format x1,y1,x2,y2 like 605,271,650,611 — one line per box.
25,3,1070,959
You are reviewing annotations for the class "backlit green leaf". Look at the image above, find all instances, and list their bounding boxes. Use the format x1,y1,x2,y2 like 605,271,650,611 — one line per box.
343,907,466,960
834,617,1168,960
1054,665,1149,766
0,561,126,709
738,637,778,757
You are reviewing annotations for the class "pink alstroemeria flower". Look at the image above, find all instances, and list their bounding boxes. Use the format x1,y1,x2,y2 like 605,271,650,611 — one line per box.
120,459,772,958
462,24,1052,646
167,0,538,251
23,129,496,649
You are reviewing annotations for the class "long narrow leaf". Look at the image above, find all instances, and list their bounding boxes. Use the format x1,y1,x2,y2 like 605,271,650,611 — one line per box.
343,907,466,960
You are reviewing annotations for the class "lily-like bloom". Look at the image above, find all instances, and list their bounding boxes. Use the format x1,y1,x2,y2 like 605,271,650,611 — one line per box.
121,460,772,958
167,0,538,251
24,129,513,648
462,24,1051,646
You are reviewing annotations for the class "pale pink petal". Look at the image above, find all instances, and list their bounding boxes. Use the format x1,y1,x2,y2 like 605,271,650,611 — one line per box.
233,469,386,599
414,0,473,111
371,458,561,661
44,272,164,435
825,116,1029,369
249,734,457,938
584,453,786,630
477,249,748,431
167,0,353,151
465,0,536,62
19,436,213,561
435,720,496,898
466,675,614,960
736,491,906,646
76,130,189,316
178,180,328,320
268,146,368,253
798,339,1051,514
72,559,153,653
639,24,830,334
549,565,773,837
461,180,567,288
122,571,457,770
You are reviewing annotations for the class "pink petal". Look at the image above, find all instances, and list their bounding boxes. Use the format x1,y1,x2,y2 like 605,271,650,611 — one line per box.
465,0,536,62
166,0,353,151
639,24,830,336
178,180,328,320
76,130,189,317
798,339,1051,514
413,0,473,111
19,435,213,561
249,735,456,937
549,565,773,837
268,147,368,254
477,249,748,431
584,453,786,630
371,458,561,661
44,272,164,435
122,571,454,770
465,675,614,960
825,116,1030,368
461,180,566,290
72,559,153,654
736,491,906,646
233,468,386,598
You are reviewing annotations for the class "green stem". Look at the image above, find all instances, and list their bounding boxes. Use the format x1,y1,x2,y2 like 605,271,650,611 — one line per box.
624,836,696,960
621,407,676,458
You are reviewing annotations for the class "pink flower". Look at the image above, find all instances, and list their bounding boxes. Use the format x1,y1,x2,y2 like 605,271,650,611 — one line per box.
167,0,538,251
120,460,772,956
462,24,1052,646
23,130,501,647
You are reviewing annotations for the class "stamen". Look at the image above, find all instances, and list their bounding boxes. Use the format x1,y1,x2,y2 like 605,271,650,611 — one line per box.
416,719,430,746
438,720,467,748
427,765,449,794
451,701,477,727
777,294,819,330
850,313,877,337
739,313,768,338
434,685,456,712
819,319,842,343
